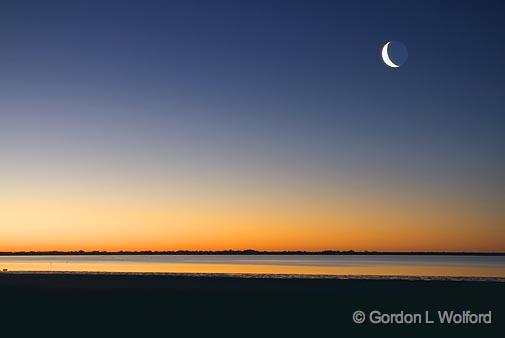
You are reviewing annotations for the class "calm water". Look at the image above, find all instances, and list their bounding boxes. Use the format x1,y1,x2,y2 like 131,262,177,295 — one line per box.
0,255,504,278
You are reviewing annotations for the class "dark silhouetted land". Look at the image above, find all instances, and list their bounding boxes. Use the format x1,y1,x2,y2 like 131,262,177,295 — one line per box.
1,250,504,256
0,272,503,337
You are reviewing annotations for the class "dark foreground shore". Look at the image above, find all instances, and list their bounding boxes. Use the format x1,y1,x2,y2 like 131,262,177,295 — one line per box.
0,273,503,337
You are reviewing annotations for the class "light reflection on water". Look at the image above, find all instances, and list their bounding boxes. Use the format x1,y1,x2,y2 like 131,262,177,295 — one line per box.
0,255,504,278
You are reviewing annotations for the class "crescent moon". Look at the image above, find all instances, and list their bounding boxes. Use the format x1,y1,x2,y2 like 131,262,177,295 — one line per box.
381,42,400,68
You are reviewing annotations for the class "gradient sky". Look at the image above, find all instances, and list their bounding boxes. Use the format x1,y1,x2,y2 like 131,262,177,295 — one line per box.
1,0,504,252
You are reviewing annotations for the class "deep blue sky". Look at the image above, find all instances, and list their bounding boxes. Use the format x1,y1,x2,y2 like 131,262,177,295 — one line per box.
1,1,504,213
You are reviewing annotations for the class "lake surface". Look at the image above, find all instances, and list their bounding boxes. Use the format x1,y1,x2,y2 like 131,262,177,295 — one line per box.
1,255,504,278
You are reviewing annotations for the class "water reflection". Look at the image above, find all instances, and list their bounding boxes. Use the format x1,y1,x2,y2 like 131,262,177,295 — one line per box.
0,255,504,278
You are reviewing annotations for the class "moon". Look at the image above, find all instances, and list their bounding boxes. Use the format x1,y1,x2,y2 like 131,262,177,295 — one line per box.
381,42,399,68
381,41,408,68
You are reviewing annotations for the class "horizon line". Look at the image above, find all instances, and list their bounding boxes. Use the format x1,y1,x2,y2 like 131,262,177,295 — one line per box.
1,250,504,256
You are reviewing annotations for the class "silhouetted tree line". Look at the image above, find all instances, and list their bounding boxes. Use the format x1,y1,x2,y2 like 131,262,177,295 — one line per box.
0,250,502,256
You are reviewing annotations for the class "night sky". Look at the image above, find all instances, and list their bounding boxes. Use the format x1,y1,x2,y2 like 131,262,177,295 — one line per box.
1,0,504,251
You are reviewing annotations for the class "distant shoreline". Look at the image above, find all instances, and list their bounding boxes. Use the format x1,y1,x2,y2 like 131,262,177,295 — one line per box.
1,250,504,256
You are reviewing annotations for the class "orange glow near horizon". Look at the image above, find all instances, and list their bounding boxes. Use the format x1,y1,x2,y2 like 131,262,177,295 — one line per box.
1,176,504,253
